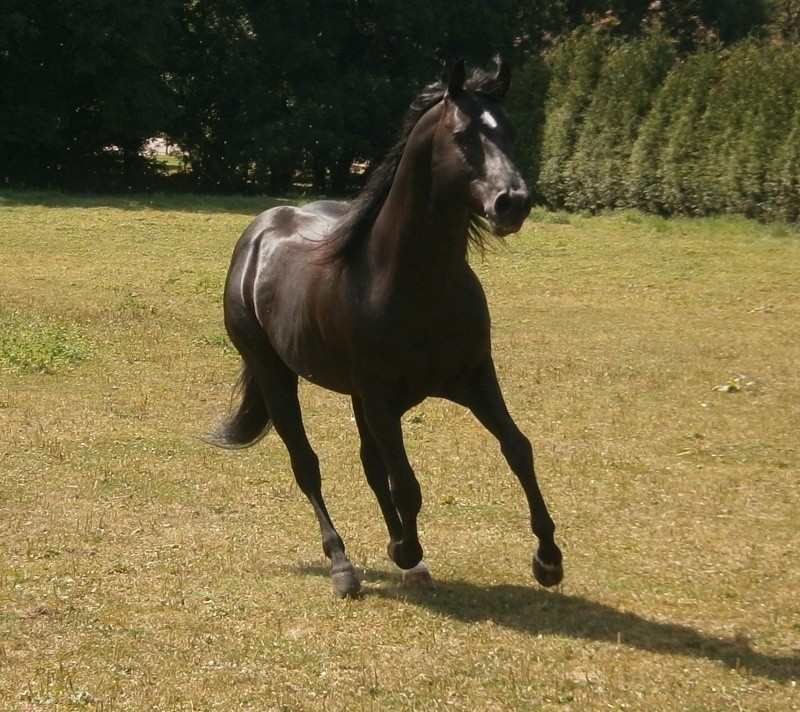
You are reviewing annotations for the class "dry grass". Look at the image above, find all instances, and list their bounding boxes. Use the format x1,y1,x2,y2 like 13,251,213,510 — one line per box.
1,191,798,710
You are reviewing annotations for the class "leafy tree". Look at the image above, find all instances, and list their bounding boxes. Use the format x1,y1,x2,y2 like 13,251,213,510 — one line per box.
0,0,788,196
648,0,771,52
0,0,177,188
167,0,262,192
167,0,541,194
767,0,800,40
538,0,770,48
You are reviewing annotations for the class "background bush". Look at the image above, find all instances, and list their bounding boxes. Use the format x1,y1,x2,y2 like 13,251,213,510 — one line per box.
2,0,797,220
535,32,800,222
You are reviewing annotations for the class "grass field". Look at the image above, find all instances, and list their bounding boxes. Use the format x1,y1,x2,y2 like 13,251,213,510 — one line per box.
1,190,798,710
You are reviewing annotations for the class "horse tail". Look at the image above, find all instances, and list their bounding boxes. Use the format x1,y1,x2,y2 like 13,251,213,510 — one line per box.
206,361,272,448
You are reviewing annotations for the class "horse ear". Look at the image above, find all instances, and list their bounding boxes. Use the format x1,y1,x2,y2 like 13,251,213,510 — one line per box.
494,56,511,98
447,58,467,99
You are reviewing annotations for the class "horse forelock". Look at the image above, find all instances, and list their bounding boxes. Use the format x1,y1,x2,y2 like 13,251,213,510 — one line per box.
326,66,507,261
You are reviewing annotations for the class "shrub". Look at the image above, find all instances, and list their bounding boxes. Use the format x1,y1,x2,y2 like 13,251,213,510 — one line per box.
629,50,721,215
564,31,675,212
538,28,610,208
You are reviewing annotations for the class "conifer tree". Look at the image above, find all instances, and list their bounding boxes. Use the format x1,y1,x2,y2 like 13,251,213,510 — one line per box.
693,42,800,216
563,31,674,211
763,100,800,222
643,51,721,215
538,28,610,208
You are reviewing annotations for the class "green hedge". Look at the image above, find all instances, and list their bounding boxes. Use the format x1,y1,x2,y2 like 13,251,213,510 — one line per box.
537,28,609,209
533,31,800,222
628,50,722,215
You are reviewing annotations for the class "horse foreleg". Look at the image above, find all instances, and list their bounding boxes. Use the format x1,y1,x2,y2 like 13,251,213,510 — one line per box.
357,397,431,586
352,398,403,540
352,397,432,587
449,359,563,587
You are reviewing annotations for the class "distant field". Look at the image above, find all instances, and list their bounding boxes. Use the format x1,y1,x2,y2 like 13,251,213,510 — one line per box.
1,190,798,710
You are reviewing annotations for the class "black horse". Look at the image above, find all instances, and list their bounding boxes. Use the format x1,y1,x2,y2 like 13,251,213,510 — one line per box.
210,59,563,596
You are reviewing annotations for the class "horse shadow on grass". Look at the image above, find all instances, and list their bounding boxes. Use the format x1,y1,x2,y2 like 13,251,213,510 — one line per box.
292,562,799,685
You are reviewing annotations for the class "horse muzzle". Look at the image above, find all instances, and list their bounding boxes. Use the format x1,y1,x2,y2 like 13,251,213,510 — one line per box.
487,188,531,236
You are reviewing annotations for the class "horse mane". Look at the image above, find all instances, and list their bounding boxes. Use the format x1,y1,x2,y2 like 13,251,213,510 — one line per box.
326,64,509,262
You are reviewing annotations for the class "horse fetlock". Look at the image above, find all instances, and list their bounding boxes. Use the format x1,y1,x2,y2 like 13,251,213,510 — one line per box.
322,534,346,561
388,540,423,570
532,518,556,544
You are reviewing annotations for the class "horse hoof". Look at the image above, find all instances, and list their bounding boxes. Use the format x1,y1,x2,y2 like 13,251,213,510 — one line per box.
401,561,433,588
331,567,361,598
533,553,563,588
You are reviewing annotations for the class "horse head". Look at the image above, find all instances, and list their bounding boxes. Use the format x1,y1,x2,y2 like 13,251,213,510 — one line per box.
434,57,531,237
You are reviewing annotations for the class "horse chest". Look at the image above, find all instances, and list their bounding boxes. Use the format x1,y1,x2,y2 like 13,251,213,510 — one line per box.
349,317,485,401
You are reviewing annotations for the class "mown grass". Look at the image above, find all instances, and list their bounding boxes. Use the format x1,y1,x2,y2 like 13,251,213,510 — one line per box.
1,189,798,710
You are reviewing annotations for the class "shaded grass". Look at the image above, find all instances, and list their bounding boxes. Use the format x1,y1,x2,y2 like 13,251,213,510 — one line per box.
0,193,798,710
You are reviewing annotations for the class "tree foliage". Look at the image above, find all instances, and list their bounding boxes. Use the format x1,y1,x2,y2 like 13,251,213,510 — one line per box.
695,42,800,217
628,50,721,214
563,31,674,211
536,28,800,221
166,0,533,194
1,0,792,211
0,0,176,189
537,28,610,208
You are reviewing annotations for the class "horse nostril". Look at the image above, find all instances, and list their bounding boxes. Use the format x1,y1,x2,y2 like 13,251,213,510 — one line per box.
494,192,511,216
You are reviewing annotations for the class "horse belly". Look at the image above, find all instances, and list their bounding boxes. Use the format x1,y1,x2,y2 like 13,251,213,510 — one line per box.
270,309,354,394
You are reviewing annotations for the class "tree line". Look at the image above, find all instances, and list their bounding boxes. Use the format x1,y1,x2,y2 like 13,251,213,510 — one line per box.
537,27,800,222
1,0,798,219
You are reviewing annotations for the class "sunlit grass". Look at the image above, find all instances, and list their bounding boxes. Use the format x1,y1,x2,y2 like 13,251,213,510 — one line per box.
0,314,91,374
1,192,798,710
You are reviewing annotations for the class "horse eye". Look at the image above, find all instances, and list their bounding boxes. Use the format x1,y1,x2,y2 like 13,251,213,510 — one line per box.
455,129,480,152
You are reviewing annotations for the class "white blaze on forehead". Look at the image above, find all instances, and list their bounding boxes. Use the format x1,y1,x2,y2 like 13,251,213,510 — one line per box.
480,109,499,130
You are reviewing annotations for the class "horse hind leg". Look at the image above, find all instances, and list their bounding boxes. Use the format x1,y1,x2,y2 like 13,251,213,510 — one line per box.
261,371,360,596
280,421,361,598
217,325,360,597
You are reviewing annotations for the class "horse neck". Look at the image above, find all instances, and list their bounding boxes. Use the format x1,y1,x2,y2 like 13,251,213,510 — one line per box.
365,104,472,299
